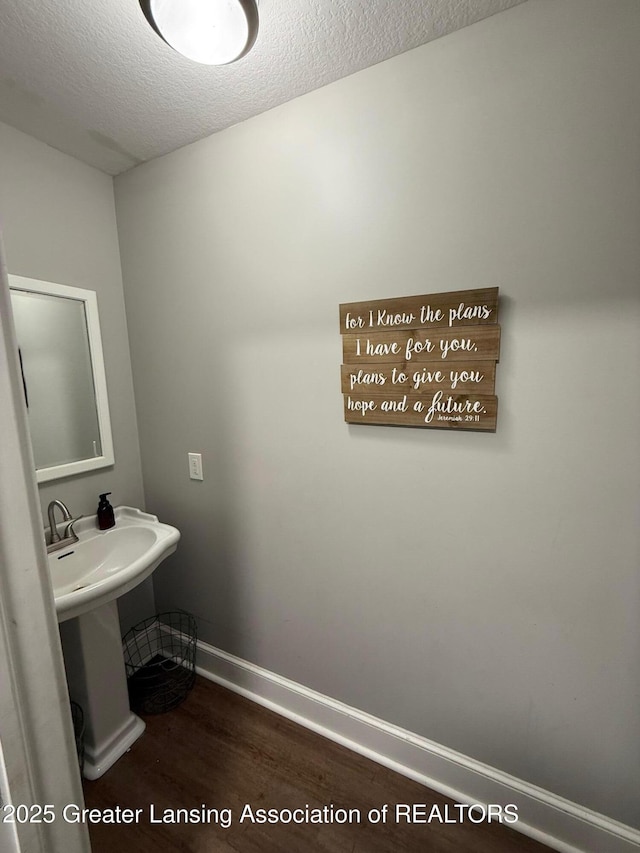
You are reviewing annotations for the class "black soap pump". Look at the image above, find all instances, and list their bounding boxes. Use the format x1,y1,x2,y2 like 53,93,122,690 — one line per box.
97,492,115,530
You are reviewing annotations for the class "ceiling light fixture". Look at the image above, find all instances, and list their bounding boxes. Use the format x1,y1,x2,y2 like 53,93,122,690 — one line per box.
140,0,259,66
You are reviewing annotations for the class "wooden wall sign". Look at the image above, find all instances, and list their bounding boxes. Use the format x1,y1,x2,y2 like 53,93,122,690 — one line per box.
339,287,500,431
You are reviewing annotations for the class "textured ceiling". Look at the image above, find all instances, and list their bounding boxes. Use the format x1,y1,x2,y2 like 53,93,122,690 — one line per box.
0,0,526,175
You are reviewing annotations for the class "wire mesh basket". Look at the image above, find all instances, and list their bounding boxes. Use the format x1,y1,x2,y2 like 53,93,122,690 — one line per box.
70,700,84,771
122,611,197,715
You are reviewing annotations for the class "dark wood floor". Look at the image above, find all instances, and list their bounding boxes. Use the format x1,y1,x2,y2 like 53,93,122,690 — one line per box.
84,676,553,852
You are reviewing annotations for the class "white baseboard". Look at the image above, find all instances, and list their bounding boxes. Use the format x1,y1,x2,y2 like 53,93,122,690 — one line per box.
195,640,640,853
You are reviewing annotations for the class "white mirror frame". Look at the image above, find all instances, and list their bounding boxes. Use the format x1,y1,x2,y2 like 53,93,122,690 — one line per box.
9,275,115,483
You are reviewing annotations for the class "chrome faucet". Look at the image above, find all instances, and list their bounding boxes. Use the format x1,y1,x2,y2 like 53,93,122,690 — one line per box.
47,500,83,554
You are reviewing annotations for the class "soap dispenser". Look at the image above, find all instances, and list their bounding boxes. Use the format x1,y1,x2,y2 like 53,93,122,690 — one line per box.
97,492,115,530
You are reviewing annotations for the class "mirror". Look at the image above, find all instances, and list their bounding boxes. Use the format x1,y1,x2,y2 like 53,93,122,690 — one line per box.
9,275,115,483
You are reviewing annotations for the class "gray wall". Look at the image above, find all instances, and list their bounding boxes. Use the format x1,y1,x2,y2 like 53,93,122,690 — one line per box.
0,121,150,630
115,0,640,828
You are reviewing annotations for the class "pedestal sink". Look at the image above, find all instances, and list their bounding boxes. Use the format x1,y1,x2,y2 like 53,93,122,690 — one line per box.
53,507,180,779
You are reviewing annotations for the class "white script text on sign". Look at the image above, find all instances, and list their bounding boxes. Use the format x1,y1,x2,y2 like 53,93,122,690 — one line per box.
340,287,499,333
342,325,500,364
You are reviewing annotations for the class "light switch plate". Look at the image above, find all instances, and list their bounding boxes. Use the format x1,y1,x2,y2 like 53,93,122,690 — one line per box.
188,452,203,480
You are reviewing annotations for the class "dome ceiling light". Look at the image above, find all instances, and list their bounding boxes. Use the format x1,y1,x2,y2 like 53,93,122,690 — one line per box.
140,0,259,66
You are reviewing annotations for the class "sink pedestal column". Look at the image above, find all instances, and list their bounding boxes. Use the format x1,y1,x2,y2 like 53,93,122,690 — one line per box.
59,600,145,780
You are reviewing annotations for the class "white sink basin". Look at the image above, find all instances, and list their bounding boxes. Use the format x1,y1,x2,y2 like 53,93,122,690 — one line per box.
50,506,180,622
